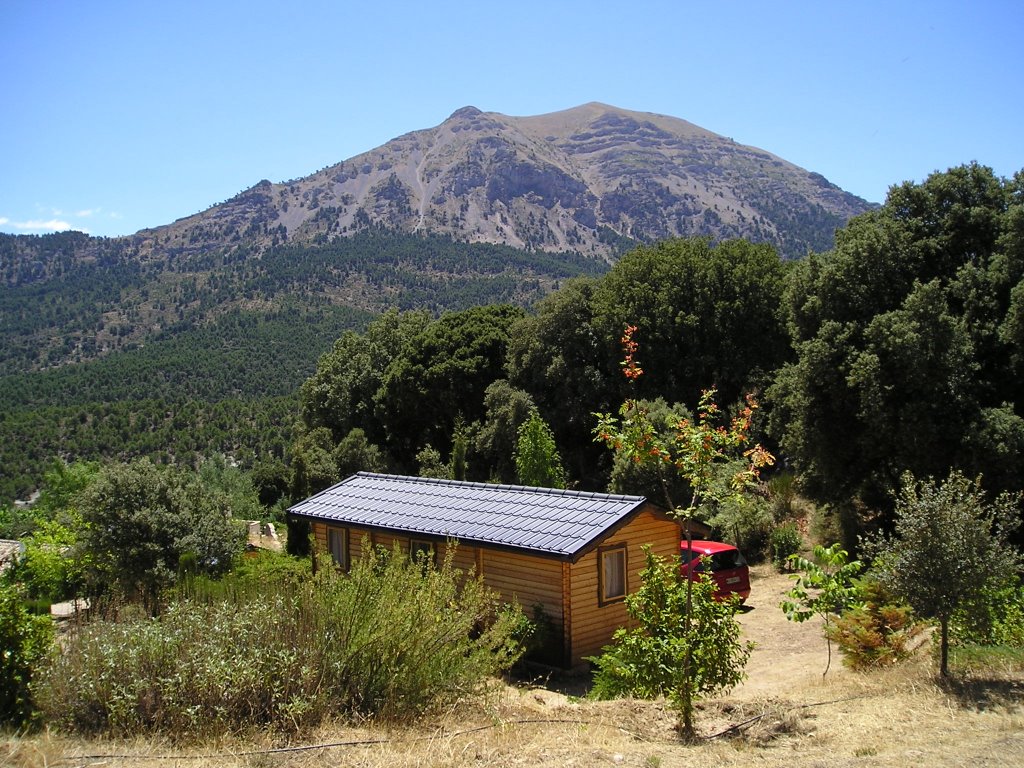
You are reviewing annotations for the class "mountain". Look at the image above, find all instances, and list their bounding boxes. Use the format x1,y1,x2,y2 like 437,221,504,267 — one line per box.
132,102,873,263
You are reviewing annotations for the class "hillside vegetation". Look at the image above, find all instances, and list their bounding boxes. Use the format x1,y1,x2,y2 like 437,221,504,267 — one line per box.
0,232,603,502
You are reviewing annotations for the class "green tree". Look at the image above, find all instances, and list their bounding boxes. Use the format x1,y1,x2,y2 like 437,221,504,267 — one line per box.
474,380,536,483
333,427,387,477
594,237,790,409
449,419,470,481
376,304,524,467
590,548,752,723
14,513,84,602
770,164,1024,517
35,460,100,518
198,454,262,521
866,471,1023,676
513,412,565,489
781,543,863,675
76,459,247,612
506,277,615,487
299,309,430,446
415,445,448,479
251,456,290,508
290,426,340,500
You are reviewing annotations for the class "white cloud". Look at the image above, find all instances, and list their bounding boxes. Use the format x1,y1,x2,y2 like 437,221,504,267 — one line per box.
1,218,83,233
2,205,110,235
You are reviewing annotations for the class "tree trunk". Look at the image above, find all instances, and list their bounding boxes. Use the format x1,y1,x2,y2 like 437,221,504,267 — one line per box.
680,514,695,741
939,616,949,677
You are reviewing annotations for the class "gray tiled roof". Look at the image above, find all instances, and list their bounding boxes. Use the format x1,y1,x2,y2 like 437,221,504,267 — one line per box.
288,472,650,559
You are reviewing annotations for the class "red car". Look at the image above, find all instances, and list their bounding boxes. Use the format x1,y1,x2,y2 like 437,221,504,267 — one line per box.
679,540,751,603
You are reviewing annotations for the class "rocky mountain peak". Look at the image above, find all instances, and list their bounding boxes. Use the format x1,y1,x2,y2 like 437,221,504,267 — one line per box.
139,103,874,261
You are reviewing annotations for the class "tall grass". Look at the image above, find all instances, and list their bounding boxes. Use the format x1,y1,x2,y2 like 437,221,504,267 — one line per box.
34,545,528,738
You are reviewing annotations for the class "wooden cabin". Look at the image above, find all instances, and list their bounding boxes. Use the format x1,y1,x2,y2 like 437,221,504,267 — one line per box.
287,472,686,667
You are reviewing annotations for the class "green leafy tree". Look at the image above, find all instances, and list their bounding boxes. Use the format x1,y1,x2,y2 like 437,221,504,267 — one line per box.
15,513,84,602
415,445,448,479
513,412,565,489
290,426,340,500
5,461,100,601
474,380,536,483
299,308,430,447
376,304,524,467
866,471,1023,676
590,548,752,718
35,460,100,519
770,164,1024,517
0,504,37,540
506,277,615,487
77,459,246,612
594,237,790,409
781,543,863,675
251,456,290,509
333,427,387,477
593,326,774,738
198,454,262,521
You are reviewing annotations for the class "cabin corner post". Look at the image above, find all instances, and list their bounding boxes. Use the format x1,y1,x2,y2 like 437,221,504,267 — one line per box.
561,560,572,666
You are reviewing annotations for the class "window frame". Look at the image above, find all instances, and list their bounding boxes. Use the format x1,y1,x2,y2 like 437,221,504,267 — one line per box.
597,543,628,606
409,537,437,568
327,526,349,571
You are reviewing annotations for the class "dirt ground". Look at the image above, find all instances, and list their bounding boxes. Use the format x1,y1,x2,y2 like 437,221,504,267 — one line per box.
733,563,863,694
5,564,1023,768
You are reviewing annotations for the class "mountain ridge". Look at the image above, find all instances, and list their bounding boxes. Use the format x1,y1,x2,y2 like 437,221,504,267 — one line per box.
129,102,873,262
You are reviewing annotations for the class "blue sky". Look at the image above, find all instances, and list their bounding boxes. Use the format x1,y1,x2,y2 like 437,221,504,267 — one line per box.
2,1,1021,238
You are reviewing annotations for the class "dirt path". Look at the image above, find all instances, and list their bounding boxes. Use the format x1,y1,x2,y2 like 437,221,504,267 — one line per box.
733,563,845,697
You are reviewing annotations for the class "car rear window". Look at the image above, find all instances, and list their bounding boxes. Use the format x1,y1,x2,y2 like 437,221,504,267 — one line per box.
709,549,747,571
681,547,746,569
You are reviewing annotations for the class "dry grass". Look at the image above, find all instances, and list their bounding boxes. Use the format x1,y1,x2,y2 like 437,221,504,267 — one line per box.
4,567,1022,768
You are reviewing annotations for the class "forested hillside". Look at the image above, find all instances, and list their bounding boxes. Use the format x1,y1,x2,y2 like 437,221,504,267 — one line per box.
0,231,604,502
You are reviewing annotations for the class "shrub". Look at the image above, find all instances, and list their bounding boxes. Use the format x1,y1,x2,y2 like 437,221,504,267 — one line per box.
11,517,81,602
828,578,925,670
950,580,1024,649
865,471,1022,676
769,522,802,571
0,583,54,729
767,471,798,522
35,544,527,737
76,459,247,612
704,493,773,562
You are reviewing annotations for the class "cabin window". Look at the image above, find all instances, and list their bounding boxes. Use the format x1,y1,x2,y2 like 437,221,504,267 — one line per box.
409,538,436,567
328,526,348,570
598,544,627,605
